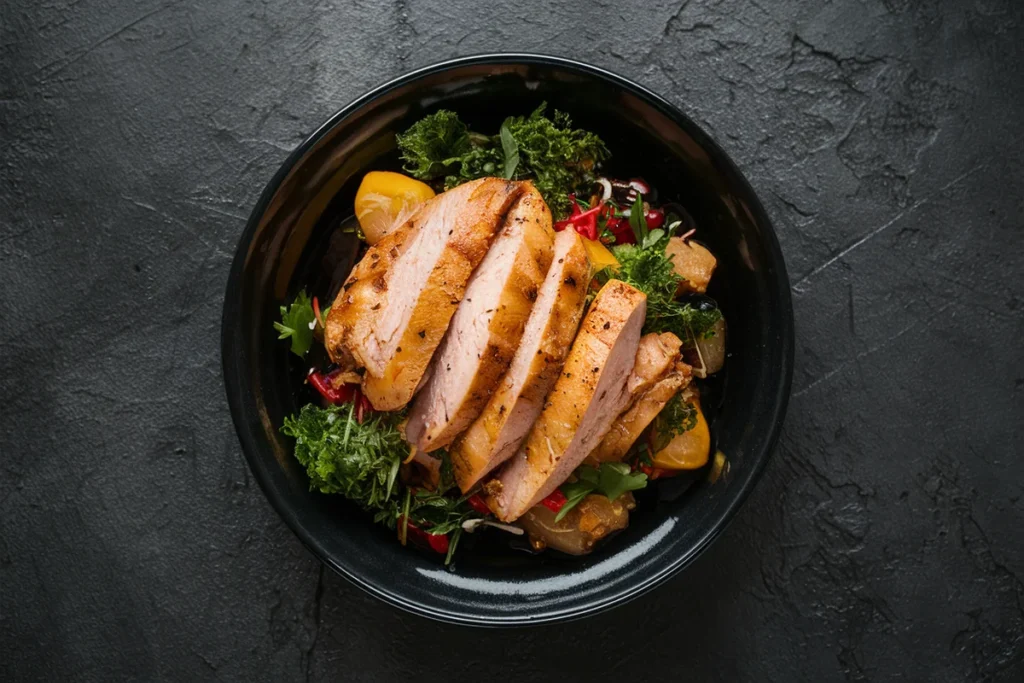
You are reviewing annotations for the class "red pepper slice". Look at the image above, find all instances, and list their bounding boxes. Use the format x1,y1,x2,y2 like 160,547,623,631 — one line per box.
308,370,357,404
540,488,568,513
399,517,450,555
467,493,491,516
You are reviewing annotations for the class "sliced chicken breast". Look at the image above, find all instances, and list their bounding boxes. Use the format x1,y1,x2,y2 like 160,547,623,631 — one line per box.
406,184,555,452
324,178,524,410
449,229,592,492
589,358,693,464
487,280,647,522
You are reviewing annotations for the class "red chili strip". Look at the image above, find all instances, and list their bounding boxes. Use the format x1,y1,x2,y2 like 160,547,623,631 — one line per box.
540,488,568,513
467,493,491,516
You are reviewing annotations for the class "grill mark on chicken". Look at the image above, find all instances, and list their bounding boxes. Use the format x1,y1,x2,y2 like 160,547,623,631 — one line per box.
486,279,647,521
448,229,593,492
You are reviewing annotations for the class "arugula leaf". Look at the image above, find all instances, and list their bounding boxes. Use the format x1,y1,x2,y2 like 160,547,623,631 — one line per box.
553,462,648,521
273,289,316,358
556,473,597,522
598,462,648,501
499,119,519,179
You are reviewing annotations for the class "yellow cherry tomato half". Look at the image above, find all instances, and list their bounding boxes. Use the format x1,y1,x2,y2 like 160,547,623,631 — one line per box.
354,171,435,244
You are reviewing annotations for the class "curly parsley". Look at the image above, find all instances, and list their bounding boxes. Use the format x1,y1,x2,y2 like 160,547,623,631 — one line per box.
599,197,723,343
396,104,608,218
281,403,482,564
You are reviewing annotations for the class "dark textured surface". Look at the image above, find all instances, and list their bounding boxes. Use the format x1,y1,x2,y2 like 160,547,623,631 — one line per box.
1,0,1022,680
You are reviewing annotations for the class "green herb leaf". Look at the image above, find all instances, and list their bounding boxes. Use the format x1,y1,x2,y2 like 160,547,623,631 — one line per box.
629,194,648,244
642,228,665,250
653,393,698,451
553,462,649,521
281,404,407,508
396,104,609,219
499,119,519,179
597,462,648,501
555,480,593,522
273,289,316,358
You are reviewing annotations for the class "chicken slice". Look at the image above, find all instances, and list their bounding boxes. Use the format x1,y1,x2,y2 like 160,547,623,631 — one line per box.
324,178,525,410
406,184,555,452
448,229,592,492
486,279,647,522
589,359,693,465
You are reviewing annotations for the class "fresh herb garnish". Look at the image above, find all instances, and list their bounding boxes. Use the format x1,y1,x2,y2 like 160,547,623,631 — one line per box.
396,104,608,218
600,211,723,343
281,403,404,509
499,119,519,179
273,289,317,358
653,393,698,451
281,403,482,564
554,462,648,522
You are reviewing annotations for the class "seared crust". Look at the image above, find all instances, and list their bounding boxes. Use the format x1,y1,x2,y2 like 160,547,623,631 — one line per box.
407,184,555,452
487,280,647,521
324,178,525,411
449,229,592,492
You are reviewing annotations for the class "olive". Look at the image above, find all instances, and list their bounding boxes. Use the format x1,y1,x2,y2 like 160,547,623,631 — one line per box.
679,293,719,312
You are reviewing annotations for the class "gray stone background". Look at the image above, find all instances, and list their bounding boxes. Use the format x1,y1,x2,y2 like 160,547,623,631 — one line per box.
2,0,1022,680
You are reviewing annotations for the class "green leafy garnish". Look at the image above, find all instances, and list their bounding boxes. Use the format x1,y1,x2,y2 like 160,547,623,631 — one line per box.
273,289,317,358
653,394,698,451
601,218,723,343
281,403,482,565
629,193,649,244
554,462,648,522
396,104,608,218
281,403,404,509
499,119,519,179
395,110,472,178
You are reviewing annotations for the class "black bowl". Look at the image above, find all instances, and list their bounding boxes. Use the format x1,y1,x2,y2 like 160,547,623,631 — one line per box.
222,54,794,626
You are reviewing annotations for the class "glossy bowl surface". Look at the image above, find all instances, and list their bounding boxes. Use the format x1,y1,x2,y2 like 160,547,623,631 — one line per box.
222,54,794,626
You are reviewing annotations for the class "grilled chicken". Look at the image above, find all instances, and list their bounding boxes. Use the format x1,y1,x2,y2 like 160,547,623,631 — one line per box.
588,332,687,464
406,184,555,452
449,229,592,492
487,280,647,522
324,178,524,410
665,236,717,294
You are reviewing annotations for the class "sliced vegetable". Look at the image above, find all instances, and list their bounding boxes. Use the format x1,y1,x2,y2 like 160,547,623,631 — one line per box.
354,171,435,244
582,237,619,272
519,492,635,555
652,398,711,470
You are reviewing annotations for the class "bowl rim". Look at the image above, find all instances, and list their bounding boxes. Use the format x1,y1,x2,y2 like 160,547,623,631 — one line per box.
222,52,795,627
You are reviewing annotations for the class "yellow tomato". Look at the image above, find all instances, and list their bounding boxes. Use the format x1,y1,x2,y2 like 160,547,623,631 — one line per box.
582,237,619,272
652,400,711,470
354,171,435,244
